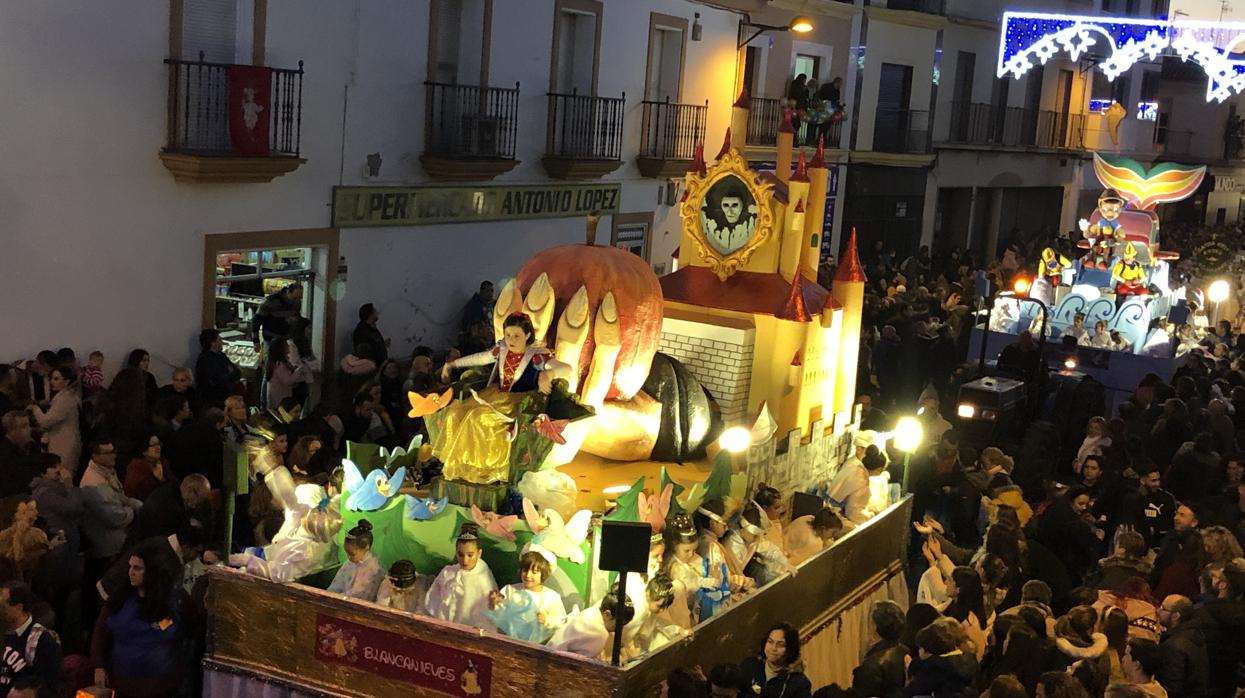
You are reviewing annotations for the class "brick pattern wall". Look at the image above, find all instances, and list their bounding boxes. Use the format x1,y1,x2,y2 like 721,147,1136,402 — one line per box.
659,332,755,424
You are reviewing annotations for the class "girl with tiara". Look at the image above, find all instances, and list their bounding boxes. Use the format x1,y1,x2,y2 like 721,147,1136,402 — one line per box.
425,522,498,630
433,312,572,484
663,512,729,627
753,484,789,553
376,559,425,614
622,573,685,659
328,519,384,601
725,503,795,587
487,550,568,643
695,498,756,598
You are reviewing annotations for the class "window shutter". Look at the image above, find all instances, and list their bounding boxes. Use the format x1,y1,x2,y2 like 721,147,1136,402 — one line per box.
183,0,238,62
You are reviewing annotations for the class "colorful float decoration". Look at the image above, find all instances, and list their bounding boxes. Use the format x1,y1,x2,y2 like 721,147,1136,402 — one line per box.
210,97,910,698
994,152,1205,354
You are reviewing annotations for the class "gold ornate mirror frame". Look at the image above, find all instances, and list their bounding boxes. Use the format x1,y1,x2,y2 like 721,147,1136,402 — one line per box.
681,149,775,281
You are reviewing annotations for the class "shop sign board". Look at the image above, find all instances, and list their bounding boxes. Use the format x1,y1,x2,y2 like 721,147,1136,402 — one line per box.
332,183,621,227
1214,175,1245,193
314,613,492,696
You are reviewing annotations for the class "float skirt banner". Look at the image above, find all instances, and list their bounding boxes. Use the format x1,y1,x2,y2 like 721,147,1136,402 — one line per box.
228,65,272,156
332,183,621,227
314,613,492,696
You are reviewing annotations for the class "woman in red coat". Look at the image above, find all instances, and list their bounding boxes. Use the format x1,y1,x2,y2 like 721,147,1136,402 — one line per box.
124,432,176,502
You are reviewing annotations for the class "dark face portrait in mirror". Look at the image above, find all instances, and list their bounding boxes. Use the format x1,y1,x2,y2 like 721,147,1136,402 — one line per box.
700,175,758,255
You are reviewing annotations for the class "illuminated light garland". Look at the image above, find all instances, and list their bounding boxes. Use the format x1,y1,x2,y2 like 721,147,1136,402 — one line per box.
998,11,1245,102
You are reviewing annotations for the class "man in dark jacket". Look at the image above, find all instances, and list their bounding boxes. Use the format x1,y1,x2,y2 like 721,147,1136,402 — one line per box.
1120,464,1176,548
1156,595,1209,698
194,329,242,407
128,474,213,546
170,408,226,488
1090,529,1152,591
252,283,304,345
0,582,61,695
1188,562,1245,698
352,303,389,367
0,411,41,499
460,280,494,334
903,618,977,698
852,600,908,698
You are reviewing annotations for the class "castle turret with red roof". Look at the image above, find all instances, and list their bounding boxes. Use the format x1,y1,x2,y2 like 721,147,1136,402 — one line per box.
830,227,866,414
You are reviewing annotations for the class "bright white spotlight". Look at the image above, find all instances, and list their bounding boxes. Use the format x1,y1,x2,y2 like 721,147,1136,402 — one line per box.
718,426,753,453
893,417,923,453
1209,279,1230,304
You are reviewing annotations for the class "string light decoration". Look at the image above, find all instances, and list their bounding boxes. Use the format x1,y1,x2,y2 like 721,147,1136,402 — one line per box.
998,11,1245,102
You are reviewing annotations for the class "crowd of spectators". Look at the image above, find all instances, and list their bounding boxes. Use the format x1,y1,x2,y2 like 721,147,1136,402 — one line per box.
0,280,497,696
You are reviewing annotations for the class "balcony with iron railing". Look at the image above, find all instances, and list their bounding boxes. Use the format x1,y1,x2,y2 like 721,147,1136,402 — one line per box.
940,101,1086,150
160,52,305,183
637,99,708,178
543,90,626,180
745,97,844,151
421,81,521,181
871,108,931,154
884,0,947,14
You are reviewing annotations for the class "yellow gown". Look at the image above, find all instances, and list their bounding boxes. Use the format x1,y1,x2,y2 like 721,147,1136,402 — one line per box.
434,342,563,484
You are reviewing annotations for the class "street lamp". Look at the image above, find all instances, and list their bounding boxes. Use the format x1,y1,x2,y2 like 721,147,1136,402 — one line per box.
738,14,815,48
1209,279,1230,325
893,417,923,493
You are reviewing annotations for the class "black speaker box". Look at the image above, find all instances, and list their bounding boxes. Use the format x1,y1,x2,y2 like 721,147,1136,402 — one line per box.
791,490,825,520
599,520,652,573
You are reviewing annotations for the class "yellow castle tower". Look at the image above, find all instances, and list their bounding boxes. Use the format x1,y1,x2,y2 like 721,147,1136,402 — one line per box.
659,126,861,438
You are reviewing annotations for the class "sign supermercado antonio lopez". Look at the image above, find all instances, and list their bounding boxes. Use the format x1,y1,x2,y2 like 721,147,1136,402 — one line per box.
332,183,621,227
314,614,492,696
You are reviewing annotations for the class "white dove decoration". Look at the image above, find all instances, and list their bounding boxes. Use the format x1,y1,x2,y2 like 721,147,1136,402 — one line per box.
523,498,593,564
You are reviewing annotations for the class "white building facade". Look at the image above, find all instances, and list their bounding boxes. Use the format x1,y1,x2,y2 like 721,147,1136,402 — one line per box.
0,0,749,379
6,0,1239,382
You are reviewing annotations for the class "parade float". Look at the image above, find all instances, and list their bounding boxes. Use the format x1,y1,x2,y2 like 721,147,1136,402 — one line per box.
966,9,1245,406
203,115,912,698
970,152,1207,406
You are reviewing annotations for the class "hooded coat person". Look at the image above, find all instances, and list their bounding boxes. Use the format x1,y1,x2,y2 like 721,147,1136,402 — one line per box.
1034,493,1102,582
1051,610,1112,697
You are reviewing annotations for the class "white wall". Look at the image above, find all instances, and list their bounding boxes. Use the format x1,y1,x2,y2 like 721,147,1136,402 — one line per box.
0,0,743,379
855,19,937,150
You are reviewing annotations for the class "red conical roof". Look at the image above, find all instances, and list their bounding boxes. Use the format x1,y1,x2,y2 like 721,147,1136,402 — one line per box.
834,227,867,283
794,198,805,213
716,128,733,160
688,142,706,176
777,271,811,322
779,108,794,134
790,150,809,183
733,87,750,108
811,135,826,168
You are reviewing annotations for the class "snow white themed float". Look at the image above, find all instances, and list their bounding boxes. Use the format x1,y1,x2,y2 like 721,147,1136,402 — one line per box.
203,114,911,698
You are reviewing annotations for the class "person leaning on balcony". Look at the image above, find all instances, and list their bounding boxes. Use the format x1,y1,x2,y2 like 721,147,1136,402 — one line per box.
787,74,809,139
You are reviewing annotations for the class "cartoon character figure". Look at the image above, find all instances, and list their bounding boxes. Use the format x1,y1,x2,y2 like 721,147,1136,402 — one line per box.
241,87,264,131
461,661,483,696
1079,189,1125,270
471,504,520,542
523,498,593,563
404,495,449,521
343,460,406,512
1038,247,1072,286
1112,242,1148,297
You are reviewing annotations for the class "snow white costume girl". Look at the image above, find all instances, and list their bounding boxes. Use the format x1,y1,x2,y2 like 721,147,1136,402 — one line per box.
434,312,573,484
